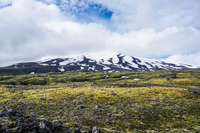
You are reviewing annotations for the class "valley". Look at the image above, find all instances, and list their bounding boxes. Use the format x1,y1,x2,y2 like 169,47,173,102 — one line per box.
0,70,200,132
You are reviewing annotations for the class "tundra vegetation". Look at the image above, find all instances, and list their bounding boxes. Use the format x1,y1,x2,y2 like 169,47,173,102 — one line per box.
0,70,200,132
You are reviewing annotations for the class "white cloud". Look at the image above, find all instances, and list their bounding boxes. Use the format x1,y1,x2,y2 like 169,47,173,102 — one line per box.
164,52,200,66
87,0,200,32
0,0,111,66
106,27,200,57
0,0,200,67
34,0,200,32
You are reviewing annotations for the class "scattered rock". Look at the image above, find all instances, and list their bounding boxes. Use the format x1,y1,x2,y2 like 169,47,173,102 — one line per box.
154,102,164,107
0,109,7,117
113,110,118,114
0,109,21,117
92,126,103,133
73,127,81,133
26,113,38,118
40,97,46,100
147,99,152,102
87,127,93,133
53,119,66,124
112,93,117,96
90,94,94,97
95,105,99,109
0,109,84,133
53,119,59,124
39,121,50,133
187,125,192,130
76,101,81,105
78,105,87,110
107,113,112,117
98,109,104,113
7,122,15,128
1,125,8,133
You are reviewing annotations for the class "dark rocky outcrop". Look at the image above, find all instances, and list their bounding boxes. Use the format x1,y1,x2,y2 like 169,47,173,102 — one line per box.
0,109,104,133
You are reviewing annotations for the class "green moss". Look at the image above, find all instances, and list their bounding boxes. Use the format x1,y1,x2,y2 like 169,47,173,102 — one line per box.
1,70,200,132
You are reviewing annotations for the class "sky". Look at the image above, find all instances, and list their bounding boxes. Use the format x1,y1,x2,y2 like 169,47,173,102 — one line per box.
0,0,200,66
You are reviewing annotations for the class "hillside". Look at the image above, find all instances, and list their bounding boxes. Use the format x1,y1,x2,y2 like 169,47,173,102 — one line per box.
0,54,198,75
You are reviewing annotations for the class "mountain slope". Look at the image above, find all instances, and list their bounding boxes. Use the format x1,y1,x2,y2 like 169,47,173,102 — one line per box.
0,54,197,74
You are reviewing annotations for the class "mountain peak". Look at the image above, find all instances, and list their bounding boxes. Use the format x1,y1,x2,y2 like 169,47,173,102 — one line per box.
1,54,198,75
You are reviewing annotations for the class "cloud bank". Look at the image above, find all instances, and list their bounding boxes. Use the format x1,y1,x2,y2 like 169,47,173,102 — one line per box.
0,0,200,66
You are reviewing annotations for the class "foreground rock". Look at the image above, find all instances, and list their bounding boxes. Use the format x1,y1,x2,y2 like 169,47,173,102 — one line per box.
0,108,104,133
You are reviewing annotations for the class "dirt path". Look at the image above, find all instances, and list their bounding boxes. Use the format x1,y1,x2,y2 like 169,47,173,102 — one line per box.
138,83,200,94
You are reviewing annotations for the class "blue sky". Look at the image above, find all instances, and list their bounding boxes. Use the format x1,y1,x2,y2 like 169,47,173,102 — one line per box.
0,0,200,66
37,0,113,22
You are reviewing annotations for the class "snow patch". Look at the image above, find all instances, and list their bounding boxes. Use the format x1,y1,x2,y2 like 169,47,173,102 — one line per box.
104,75,109,78
40,63,48,66
88,66,95,71
121,76,129,79
89,60,95,63
103,66,111,70
58,67,65,72
60,60,70,65
37,58,54,63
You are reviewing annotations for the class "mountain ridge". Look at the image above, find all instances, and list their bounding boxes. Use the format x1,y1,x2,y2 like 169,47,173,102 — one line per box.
0,54,198,75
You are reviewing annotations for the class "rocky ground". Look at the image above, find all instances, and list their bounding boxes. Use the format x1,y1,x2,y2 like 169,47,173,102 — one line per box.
1,85,200,132
1,70,200,132
0,108,104,133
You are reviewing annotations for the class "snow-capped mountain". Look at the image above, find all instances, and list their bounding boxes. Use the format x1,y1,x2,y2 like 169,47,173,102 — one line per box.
0,54,198,75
